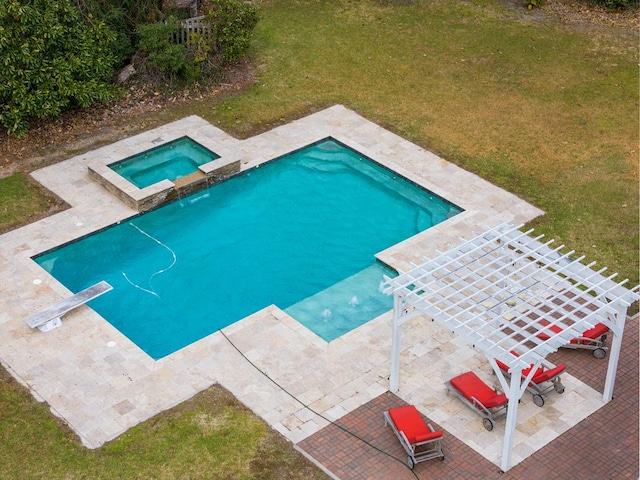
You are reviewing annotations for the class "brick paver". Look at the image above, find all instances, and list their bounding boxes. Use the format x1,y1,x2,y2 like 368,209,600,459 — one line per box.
298,315,639,479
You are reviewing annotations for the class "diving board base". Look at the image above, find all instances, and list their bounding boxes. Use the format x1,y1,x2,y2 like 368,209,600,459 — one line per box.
37,317,62,332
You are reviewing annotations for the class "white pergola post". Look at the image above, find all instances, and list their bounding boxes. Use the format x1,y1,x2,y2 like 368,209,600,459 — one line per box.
390,295,403,393
603,303,628,402
501,366,523,472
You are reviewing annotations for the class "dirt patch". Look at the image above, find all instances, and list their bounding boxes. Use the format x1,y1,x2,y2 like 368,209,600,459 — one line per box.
498,0,639,30
0,59,257,178
543,0,639,30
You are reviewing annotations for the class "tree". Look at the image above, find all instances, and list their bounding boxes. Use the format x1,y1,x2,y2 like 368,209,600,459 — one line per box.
0,0,118,137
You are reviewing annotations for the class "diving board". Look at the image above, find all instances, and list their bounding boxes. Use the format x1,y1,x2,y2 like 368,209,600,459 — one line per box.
24,281,112,332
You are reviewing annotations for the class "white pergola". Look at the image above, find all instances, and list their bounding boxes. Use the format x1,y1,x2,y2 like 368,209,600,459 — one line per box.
383,223,639,472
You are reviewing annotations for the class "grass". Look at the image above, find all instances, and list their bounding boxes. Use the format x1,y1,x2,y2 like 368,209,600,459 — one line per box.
0,367,327,480
0,0,638,478
0,173,66,235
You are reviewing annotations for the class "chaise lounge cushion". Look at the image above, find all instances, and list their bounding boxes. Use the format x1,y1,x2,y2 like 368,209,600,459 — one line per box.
575,323,609,344
387,405,442,445
450,371,507,408
496,352,566,384
537,320,609,343
531,364,566,383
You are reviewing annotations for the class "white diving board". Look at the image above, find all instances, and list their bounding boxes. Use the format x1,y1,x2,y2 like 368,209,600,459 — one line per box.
24,281,113,332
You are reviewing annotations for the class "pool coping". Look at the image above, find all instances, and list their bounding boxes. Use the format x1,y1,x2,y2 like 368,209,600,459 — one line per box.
0,105,604,472
87,125,242,212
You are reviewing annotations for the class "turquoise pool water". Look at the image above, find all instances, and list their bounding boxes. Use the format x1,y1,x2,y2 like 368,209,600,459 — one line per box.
36,139,462,359
109,136,220,188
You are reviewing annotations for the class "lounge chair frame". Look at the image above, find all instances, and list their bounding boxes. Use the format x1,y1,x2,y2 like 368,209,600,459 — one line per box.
538,320,609,359
383,408,444,469
560,332,609,358
445,374,508,431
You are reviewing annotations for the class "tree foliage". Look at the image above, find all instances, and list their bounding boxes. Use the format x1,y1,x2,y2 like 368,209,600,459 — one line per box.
137,16,199,82
0,0,260,137
75,0,165,66
206,0,260,63
0,0,119,137
136,0,259,85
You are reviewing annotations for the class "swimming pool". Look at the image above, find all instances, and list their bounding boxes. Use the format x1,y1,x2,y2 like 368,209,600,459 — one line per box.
109,136,220,188
36,138,462,359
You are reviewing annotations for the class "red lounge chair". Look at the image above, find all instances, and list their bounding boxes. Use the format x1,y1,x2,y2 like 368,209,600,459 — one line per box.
537,320,609,358
446,371,508,431
383,405,445,469
496,352,566,407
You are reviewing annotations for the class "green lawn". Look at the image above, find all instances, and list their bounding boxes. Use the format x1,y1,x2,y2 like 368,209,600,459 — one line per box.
0,173,65,235
0,367,328,479
1,0,638,478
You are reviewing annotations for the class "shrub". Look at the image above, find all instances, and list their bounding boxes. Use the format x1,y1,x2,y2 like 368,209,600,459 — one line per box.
0,0,118,137
85,6,135,67
137,17,193,79
593,0,639,10
524,0,546,9
136,0,259,84
206,0,260,64
76,0,165,67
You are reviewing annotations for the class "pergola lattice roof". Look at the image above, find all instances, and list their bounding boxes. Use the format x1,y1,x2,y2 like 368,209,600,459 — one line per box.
384,223,637,371
383,223,639,472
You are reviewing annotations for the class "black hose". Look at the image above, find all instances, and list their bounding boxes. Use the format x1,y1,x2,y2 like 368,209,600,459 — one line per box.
219,329,421,480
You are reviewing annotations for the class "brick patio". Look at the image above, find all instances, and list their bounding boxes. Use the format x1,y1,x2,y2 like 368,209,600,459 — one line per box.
298,314,639,480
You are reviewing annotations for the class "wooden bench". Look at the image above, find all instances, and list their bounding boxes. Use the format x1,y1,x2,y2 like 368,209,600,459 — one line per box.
24,281,112,332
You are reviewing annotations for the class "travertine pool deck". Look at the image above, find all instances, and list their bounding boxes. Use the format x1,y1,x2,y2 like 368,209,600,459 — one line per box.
0,105,620,474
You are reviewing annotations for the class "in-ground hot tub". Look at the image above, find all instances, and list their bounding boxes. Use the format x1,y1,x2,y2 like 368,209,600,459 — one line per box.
109,136,220,189
88,131,241,212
